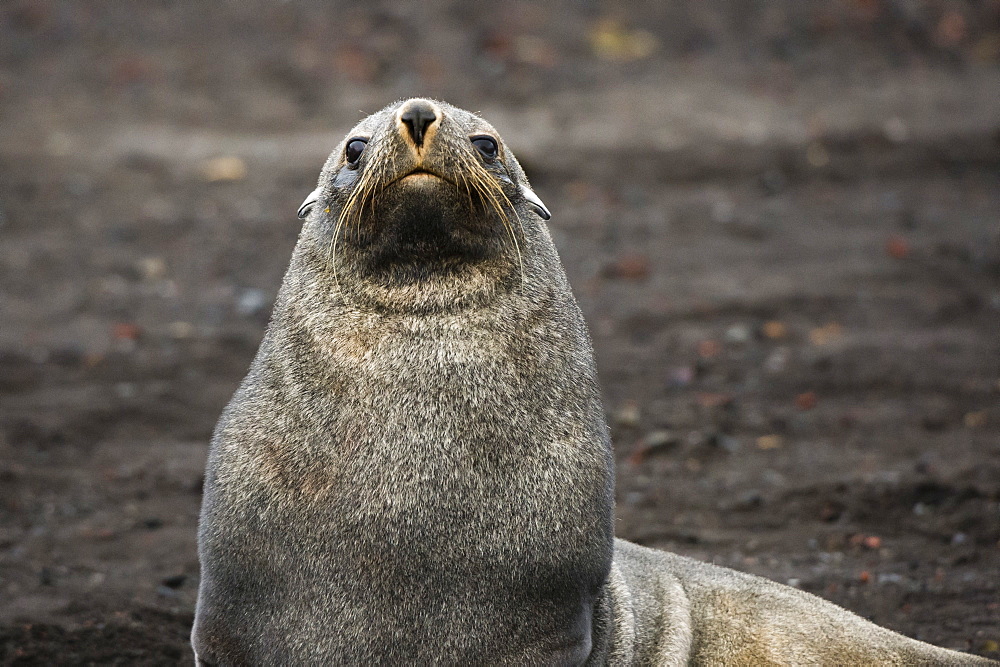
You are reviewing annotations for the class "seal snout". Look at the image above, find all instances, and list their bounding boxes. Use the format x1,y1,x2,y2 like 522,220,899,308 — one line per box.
397,99,440,149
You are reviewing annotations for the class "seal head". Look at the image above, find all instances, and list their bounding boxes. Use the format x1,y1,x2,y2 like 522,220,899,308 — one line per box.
297,98,550,313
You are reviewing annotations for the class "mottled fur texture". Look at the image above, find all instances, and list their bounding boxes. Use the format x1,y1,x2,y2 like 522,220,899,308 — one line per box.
193,99,995,665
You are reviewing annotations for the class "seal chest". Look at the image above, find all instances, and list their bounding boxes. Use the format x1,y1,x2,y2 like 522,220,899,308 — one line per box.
192,99,614,665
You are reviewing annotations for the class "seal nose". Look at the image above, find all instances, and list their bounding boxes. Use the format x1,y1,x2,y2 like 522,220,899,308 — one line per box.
399,100,438,148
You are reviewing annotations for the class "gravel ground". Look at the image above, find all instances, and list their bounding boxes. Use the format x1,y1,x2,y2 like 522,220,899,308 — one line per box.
2,2,999,663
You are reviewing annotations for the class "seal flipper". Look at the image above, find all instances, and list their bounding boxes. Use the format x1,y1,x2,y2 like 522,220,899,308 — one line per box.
297,187,323,219
520,184,551,221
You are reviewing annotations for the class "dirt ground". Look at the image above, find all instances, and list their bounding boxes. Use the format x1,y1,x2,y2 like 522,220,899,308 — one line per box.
2,1,999,664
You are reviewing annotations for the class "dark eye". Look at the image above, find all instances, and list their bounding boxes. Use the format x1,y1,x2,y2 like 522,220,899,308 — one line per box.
345,138,368,165
471,136,498,160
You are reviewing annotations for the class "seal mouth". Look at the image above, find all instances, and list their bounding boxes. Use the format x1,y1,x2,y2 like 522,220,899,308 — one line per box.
390,169,452,187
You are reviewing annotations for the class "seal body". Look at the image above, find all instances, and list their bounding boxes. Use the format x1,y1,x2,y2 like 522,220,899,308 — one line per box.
193,99,996,665
193,99,613,664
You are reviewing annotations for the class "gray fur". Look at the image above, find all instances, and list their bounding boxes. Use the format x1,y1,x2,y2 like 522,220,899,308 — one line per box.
192,99,996,665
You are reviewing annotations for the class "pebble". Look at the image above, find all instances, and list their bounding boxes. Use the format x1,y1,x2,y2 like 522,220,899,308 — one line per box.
624,491,644,506
601,254,650,281
613,401,641,427
795,392,818,411
114,382,137,399
809,323,843,346
667,365,694,388
756,434,784,450
710,198,736,225
201,156,247,182
762,320,788,339
642,429,678,449
760,169,787,195
236,288,269,316
883,117,909,143
806,142,830,168
963,411,987,428
762,469,787,487
714,434,741,454
733,490,763,510
168,321,195,339
137,256,167,281
724,324,751,344
764,347,789,373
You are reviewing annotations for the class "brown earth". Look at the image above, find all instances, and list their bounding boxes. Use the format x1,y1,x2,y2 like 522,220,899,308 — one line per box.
2,1,999,664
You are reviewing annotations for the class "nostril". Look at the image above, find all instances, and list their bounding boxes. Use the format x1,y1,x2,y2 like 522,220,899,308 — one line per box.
400,104,437,147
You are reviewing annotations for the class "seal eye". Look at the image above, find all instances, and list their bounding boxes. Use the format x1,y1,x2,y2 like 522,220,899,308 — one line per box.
471,136,498,160
345,138,368,165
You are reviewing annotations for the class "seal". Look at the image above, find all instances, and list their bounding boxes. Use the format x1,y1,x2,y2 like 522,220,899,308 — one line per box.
192,98,612,665
192,98,996,665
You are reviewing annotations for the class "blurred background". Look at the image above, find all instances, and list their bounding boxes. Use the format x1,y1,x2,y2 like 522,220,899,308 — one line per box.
1,1,999,662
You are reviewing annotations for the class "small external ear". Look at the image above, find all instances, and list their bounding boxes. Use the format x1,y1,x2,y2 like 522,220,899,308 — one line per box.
520,183,551,221
297,187,323,219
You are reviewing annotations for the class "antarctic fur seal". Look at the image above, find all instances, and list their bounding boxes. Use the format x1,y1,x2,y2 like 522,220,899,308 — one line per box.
192,98,995,665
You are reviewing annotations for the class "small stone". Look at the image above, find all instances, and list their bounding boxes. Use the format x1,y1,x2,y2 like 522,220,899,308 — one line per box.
168,321,195,339
137,256,167,281
711,198,736,225
696,340,721,359
862,535,882,550
963,411,987,428
795,392,818,411
112,322,142,340
715,434,741,454
624,491,644,506
696,392,732,408
666,366,694,389
734,490,763,510
883,117,909,143
764,348,789,373
806,142,830,168
885,235,910,259
760,169,787,195
644,429,677,448
762,320,788,339
201,156,247,182
237,288,269,316
762,469,787,486
808,323,843,346
626,429,678,465
608,401,638,428
724,324,751,345
756,435,783,450
601,254,650,281
115,382,137,399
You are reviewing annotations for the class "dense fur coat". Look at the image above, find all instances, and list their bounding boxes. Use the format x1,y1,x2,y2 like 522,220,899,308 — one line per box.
192,99,996,665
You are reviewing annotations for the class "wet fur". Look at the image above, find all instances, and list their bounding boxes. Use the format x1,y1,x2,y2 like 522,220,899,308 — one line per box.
192,99,996,665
